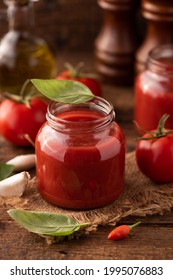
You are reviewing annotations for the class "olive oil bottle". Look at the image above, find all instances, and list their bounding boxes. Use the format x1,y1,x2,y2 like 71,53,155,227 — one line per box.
0,0,57,96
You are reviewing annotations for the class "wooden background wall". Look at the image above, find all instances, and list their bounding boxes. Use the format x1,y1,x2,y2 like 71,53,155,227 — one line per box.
0,0,102,53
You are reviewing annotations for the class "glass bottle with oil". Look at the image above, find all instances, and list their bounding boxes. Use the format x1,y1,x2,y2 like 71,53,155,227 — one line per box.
0,0,57,96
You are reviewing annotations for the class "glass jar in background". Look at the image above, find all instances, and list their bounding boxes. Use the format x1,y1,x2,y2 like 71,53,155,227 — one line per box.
134,44,173,131
35,97,126,210
0,0,57,96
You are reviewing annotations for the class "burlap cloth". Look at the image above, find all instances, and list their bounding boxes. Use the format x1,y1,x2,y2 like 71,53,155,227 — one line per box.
1,151,173,241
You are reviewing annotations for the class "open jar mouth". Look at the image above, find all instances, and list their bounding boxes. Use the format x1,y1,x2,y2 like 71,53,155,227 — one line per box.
148,44,173,75
46,96,115,134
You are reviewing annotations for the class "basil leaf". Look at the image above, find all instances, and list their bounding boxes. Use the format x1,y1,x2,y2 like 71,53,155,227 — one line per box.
30,79,94,104
0,163,14,181
7,209,90,236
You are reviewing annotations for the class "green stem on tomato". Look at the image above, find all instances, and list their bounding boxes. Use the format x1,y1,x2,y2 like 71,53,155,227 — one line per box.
19,79,31,100
64,62,98,79
64,62,85,78
155,114,169,136
136,114,173,141
3,79,42,107
3,92,24,103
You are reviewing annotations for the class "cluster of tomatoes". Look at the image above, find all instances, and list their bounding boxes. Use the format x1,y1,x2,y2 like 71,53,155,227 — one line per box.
0,63,102,146
0,63,173,184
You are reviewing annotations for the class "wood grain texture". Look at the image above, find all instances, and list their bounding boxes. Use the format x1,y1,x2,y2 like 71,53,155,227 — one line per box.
1,208,173,260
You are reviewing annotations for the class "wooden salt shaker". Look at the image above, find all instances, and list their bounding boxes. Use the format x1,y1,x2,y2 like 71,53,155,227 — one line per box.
94,0,139,86
135,0,173,73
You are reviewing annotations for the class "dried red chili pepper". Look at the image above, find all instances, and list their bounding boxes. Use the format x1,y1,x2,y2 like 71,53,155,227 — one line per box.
108,221,141,241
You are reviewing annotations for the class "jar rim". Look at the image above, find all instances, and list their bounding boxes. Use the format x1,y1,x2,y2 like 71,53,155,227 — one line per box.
148,44,173,74
46,96,115,133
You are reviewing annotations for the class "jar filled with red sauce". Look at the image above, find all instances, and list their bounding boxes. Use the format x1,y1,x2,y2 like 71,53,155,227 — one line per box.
35,97,125,210
134,44,173,131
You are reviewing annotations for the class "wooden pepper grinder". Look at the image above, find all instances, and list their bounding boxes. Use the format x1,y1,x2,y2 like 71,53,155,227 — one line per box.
135,0,173,73
94,0,139,86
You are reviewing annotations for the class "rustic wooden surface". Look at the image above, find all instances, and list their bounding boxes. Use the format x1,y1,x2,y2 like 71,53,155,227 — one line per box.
1,135,173,260
0,52,173,260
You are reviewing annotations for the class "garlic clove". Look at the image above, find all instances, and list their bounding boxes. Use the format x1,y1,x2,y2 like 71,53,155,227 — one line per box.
0,171,30,197
7,154,36,172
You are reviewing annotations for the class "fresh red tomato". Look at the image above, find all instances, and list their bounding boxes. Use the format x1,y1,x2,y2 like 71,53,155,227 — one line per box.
0,97,47,146
56,63,102,97
135,114,173,183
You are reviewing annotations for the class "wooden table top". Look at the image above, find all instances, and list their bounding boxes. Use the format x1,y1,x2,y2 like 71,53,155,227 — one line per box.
0,52,173,260
1,132,173,260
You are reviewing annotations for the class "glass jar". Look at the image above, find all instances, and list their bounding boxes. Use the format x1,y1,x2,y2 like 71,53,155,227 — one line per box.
0,0,57,95
35,97,126,210
134,44,173,131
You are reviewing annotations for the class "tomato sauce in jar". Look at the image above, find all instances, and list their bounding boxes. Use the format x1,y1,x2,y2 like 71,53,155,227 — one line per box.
134,44,173,131
35,97,125,209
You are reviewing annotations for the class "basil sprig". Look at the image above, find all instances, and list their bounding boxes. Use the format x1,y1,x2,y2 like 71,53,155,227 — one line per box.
30,79,94,104
8,209,91,237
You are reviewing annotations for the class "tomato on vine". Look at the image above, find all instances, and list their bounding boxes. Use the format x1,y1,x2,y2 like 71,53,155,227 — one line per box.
135,114,173,183
0,80,47,146
56,62,102,97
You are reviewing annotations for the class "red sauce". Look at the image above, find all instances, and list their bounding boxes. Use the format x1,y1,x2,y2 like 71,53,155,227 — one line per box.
35,108,125,210
134,50,173,131
134,73,173,130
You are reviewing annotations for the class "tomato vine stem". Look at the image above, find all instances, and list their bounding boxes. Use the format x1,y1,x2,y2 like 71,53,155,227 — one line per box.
136,114,173,141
